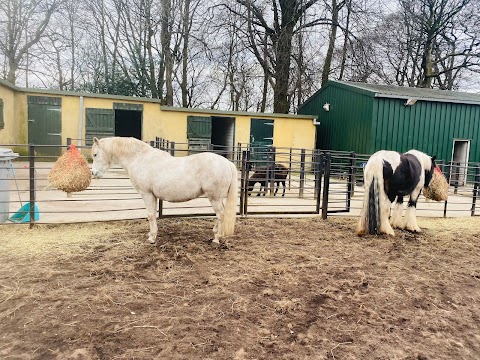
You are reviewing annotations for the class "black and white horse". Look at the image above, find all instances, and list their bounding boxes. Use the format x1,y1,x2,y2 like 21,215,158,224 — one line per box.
357,150,436,236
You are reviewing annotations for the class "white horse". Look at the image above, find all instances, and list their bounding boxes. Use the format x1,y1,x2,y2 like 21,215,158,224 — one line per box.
91,137,238,245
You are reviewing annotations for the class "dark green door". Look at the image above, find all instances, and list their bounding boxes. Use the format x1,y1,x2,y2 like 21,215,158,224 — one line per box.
85,108,115,146
250,118,274,164
27,96,62,156
187,116,211,152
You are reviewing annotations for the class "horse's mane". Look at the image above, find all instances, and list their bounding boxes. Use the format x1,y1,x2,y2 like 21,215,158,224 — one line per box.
406,149,432,170
99,137,153,160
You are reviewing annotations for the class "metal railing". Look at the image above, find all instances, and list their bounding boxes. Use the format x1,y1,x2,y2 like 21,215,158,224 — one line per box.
1,138,479,226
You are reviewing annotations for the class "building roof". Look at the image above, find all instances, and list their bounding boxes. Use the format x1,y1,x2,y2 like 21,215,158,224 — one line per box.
331,80,480,106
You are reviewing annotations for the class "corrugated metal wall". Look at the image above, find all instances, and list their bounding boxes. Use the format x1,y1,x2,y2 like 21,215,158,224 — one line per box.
372,98,480,162
299,85,373,154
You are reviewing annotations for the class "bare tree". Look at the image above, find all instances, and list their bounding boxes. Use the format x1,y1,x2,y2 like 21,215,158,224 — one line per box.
0,0,64,84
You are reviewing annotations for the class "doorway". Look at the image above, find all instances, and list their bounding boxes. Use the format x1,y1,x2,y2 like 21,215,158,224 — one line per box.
451,139,470,186
114,109,142,140
211,117,235,159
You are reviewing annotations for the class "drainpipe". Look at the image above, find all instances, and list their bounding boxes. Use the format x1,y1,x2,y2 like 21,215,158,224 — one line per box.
78,96,84,146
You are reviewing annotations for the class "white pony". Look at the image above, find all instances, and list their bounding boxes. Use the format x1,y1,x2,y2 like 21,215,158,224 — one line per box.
91,137,238,245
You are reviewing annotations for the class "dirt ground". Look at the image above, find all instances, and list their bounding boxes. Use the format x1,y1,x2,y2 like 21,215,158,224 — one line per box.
1,216,479,360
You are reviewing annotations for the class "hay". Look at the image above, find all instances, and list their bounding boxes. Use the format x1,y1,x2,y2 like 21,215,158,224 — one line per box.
423,166,448,201
48,144,91,193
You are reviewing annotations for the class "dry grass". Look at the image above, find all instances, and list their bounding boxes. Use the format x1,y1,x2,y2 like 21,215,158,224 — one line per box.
1,216,479,359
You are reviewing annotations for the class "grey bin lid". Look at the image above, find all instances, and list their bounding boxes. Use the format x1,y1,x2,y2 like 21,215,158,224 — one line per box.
0,148,20,161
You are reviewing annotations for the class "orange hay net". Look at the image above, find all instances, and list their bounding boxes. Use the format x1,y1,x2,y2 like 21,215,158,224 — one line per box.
48,144,91,193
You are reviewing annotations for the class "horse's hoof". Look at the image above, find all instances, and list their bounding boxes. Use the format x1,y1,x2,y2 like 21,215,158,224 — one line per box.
211,239,221,247
148,237,157,245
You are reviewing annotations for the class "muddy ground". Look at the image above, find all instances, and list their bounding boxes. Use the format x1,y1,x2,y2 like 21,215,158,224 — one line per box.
1,217,479,359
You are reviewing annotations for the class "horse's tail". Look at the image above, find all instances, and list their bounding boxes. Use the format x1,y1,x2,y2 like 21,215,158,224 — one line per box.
222,162,238,236
357,157,384,235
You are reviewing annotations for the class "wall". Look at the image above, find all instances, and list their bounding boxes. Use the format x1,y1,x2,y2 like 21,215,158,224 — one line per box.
299,83,374,154
0,83,17,145
372,98,480,163
0,83,317,156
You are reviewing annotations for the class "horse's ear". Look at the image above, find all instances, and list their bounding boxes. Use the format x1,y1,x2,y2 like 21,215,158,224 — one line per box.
93,137,100,145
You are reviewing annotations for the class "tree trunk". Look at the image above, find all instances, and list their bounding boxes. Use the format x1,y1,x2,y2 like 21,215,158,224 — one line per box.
161,0,174,106
181,0,191,107
273,23,294,114
322,0,340,86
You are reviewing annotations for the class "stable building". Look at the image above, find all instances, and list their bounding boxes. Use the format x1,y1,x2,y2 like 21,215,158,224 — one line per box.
0,79,317,157
299,80,480,164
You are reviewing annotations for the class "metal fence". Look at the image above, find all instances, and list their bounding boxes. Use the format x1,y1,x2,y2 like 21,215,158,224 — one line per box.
1,138,479,227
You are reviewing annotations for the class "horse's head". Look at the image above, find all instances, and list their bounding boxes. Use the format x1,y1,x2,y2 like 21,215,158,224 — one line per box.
91,137,111,178
425,155,437,186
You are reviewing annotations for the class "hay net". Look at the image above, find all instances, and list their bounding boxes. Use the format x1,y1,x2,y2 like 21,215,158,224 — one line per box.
423,165,449,201
48,144,91,193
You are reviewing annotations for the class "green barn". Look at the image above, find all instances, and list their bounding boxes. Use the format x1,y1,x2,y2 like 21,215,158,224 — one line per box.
299,80,480,164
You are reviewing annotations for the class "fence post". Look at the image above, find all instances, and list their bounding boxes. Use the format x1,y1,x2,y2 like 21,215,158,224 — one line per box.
321,152,331,220
156,137,160,149
243,151,251,215
346,152,356,211
299,149,306,198
66,137,72,148
170,142,175,156
454,161,460,194
288,147,292,190
150,140,155,147
29,144,36,228
315,151,324,214
269,147,276,196
471,165,480,216
240,151,247,216
443,162,451,217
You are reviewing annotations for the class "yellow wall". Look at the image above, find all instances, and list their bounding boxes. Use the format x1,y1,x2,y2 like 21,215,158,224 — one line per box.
0,83,317,155
0,84,17,145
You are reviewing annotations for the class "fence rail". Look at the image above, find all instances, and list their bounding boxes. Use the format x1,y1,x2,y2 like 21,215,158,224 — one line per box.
1,138,479,226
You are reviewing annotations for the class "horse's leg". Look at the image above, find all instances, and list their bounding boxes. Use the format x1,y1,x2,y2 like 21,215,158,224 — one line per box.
379,192,395,235
404,189,422,232
274,181,279,196
390,195,404,229
141,192,158,244
281,180,286,197
262,181,267,196
209,197,225,245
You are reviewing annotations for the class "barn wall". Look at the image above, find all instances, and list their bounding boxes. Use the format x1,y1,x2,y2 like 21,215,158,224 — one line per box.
0,82,317,155
299,83,374,154
372,98,480,163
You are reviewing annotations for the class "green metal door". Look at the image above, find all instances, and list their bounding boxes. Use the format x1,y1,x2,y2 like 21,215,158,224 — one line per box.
187,116,211,152
85,108,115,146
27,96,62,156
250,118,274,164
